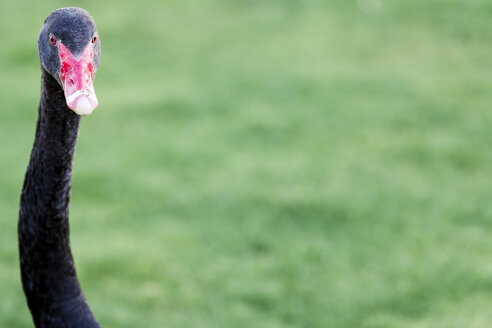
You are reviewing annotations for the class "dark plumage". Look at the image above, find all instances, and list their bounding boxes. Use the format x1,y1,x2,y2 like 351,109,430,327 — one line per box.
19,8,101,328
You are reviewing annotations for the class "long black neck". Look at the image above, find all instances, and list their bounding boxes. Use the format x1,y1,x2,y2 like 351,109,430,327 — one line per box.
18,69,100,328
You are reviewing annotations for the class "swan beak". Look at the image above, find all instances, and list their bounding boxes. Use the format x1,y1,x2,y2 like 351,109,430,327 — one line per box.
58,42,98,116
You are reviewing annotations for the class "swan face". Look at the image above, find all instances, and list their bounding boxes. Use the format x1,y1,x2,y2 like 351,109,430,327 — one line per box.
38,7,101,115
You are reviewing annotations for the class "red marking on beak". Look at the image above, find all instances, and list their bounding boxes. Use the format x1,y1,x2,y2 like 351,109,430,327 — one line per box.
58,42,98,115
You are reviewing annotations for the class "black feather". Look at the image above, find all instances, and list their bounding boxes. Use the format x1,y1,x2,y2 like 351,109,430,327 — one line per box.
19,7,101,328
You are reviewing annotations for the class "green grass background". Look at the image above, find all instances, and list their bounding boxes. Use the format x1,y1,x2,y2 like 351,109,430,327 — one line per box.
1,0,491,327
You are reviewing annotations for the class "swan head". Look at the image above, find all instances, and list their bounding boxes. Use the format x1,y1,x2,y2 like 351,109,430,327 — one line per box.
38,7,101,116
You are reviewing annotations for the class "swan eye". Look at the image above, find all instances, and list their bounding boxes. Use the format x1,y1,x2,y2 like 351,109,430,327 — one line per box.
50,34,56,45
92,36,97,43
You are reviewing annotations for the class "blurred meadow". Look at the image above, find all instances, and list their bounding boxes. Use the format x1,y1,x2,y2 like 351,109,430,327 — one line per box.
1,0,492,327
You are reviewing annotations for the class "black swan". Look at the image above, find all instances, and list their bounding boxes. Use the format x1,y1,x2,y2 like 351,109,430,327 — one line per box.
18,7,101,327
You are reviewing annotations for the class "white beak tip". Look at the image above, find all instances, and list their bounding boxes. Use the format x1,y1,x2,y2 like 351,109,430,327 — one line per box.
70,96,97,116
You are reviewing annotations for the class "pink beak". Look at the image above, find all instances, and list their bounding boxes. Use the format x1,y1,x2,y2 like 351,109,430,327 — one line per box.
58,42,98,115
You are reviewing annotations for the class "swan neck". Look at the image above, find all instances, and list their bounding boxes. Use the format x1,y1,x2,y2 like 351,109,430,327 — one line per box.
18,68,100,327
